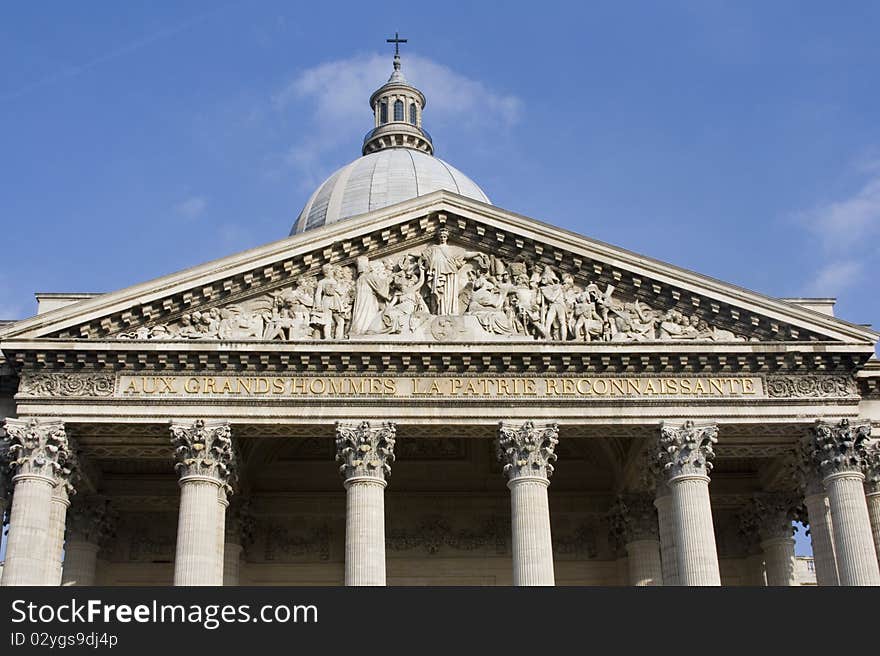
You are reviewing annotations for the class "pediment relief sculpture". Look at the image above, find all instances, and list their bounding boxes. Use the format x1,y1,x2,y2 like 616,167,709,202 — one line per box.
118,230,757,344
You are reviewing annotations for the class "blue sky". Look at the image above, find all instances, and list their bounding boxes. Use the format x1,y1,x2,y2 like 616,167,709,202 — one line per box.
3,2,880,558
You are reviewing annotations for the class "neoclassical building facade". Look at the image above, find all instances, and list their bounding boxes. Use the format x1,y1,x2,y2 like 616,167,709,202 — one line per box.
1,48,879,587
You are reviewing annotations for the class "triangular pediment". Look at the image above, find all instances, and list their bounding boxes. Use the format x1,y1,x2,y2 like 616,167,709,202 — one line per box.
1,191,877,348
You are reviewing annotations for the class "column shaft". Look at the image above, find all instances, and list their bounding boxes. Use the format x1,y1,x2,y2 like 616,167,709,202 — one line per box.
744,553,766,586
824,473,880,585
804,492,839,586
509,477,555,586
223,543,243,586
654,494,679,586
1,475,55,586
46,486,70,586
344,478,387,586
761,537,797,586
626,539,663,586
866,492,880,570
174,477,224,586
670,475,721,586
60,542,100,586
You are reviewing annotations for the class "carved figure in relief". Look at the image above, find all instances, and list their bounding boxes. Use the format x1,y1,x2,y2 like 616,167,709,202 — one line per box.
350,256,392,336
539,265,569,341
420,227,481,316
466,277,517,335
373,256,429,335
313,264,350,340
507,264,543,338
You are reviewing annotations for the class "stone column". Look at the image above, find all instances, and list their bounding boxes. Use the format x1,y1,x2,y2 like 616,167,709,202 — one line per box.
657,420,721,586
61,497,114,586
497,420,559,586
744,553,767,586
754,494,799,586
865,440,880,569
335,420,396,586
791,440,839,585
736,506,767,586
653,484,679,585
609,494,663,586
170,419,237,586
46,483,72,585
223,498,254,586
809,419,879,586
1,418,75,586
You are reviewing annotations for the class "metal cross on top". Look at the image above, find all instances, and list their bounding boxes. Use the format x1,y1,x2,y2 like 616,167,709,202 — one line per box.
386,32,408,56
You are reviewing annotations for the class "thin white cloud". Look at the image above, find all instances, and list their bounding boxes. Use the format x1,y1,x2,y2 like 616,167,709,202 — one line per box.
798,165,880,295
802,170,880,252
806,261,864,296
174,195,208,220
274,53,522,188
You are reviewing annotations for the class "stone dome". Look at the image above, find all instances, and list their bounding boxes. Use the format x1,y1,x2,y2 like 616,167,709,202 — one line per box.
291,148,490,234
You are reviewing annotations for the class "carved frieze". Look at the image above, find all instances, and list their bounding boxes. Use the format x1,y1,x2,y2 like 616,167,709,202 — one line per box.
765,375,857,398
114,232,752,344
386,515,506,555
396,438,468,460
263,522,331,562
552,521,599,559
17,373,115,398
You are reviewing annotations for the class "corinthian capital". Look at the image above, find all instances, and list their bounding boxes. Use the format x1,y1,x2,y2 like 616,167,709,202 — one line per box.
335,421,396,481
2,418,73,485
657,420,718,481
496,420,559,481
170,419,237,490
66,496,116,545
809,418,872,479
864,439,880,494
749,493,801,542
788,437,823,497
608,494,659,549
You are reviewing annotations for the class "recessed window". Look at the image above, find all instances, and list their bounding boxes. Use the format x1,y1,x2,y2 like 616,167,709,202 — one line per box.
409,103,417,125
394,99,404,121
380,101,388,124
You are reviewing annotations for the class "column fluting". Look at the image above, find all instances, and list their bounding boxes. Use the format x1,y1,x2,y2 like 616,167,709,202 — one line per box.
654,487,679,585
